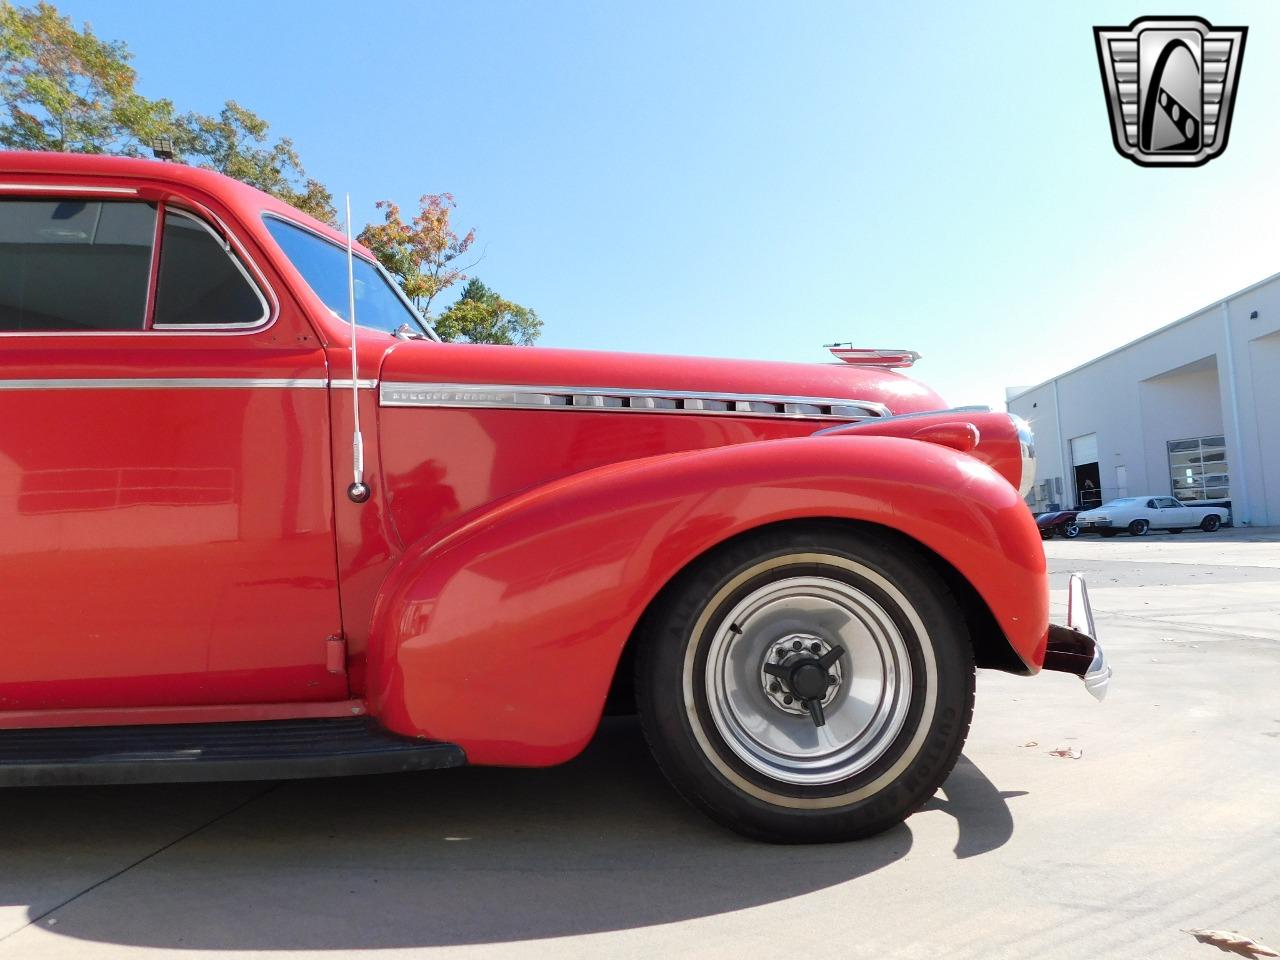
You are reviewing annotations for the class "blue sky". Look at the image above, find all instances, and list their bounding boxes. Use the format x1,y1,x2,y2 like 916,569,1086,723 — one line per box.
53,0,1280,408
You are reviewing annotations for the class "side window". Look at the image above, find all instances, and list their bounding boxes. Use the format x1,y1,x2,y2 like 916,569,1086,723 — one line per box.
1146,499,1157,509
1159,497,1180,509
152,211,267,327
0,199,155,332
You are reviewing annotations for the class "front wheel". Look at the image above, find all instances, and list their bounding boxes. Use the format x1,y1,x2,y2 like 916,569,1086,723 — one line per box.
1200,515,1221,532
635,524,975,843
1128,519,1149,536
1061,523,1081,539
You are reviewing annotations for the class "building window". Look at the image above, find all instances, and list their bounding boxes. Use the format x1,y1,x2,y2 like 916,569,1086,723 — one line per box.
1167,436,1229,502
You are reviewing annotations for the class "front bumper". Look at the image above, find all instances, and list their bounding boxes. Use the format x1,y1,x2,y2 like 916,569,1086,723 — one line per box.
1041,573,1112,701
1078,519,1112,529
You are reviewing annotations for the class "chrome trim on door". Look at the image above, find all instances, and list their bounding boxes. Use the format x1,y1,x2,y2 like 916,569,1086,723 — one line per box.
0,378,329,390
380,382,890,420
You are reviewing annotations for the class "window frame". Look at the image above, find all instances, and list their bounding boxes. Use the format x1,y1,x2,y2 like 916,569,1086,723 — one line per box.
260,211,439,341
0,184,278,338
150,206,271,331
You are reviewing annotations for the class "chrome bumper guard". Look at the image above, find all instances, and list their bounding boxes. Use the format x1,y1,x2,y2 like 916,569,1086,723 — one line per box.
1042,573,1112,701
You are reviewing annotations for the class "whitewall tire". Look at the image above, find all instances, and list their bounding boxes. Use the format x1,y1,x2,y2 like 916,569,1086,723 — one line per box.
635,524,975,843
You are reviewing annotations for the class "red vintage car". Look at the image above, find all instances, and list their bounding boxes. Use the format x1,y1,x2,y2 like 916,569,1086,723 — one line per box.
0,152,1109,842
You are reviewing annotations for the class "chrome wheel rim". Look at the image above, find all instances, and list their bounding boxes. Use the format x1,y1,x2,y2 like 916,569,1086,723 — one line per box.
702,575,913,786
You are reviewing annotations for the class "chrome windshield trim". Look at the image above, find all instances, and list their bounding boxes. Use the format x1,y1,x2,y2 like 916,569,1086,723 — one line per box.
0,378,329,390
380,382,890,421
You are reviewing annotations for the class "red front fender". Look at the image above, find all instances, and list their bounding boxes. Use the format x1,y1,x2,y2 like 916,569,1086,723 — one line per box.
366,435,1047,765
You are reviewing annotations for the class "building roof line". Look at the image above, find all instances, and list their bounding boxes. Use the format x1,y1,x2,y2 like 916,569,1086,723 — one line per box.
1005,267,1280,403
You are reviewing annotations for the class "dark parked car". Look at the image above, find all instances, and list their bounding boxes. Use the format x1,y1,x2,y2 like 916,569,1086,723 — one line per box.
1037,510,1081,539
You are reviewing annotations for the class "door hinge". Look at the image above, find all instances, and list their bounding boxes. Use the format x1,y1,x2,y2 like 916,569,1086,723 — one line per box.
326,635,346,674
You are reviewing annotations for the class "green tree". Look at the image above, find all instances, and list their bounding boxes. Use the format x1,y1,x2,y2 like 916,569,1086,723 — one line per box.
0,0,175,154
436,278,542,345
0,2,335,223
174,102,335,224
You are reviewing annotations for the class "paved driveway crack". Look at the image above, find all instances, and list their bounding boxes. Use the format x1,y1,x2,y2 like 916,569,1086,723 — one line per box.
0,782,279,946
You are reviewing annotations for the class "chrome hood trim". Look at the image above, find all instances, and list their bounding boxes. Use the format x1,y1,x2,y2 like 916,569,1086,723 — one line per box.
379,382,891,421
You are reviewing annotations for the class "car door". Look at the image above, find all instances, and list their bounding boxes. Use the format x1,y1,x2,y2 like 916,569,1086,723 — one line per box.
1155,497,1188,527
0,188,346,711
1141,498,1163,528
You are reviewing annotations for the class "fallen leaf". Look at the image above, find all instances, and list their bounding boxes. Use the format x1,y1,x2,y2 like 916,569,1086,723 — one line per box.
1048,747,1082,759
1019,740,1038,747
1184,929,1279,958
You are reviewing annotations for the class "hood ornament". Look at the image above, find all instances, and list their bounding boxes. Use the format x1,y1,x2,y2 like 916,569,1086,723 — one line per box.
825,344,920,368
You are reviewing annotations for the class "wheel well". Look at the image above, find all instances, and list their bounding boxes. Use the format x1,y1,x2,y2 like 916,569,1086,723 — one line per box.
603,517,1030,715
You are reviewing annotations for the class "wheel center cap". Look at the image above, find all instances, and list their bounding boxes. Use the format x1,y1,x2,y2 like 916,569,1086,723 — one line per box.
760,634,846,723
789,661,829,700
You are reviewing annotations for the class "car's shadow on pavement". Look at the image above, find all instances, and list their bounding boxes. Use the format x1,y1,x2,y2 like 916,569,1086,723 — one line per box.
5,718,1021,950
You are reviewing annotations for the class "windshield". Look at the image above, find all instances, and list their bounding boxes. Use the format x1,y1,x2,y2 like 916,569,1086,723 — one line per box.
1098,498,1137,508
263,215,432,337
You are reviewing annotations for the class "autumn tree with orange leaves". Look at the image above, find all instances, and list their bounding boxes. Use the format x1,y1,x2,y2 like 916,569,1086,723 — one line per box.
357,194,477,320
359,195,541,345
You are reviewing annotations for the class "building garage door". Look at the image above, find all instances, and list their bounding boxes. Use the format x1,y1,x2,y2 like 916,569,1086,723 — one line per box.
1070,433,1101,508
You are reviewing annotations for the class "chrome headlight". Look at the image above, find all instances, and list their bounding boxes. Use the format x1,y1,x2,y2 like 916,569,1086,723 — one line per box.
1009,414,1035,497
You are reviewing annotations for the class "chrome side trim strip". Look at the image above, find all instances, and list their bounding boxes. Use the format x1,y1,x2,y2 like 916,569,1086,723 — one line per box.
811,404,993,435
0,183,138,195
380,382,890,421
330,379,379,389
0,378,329,390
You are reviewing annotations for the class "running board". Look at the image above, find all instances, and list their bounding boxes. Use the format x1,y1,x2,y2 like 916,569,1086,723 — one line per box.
0,717,466,787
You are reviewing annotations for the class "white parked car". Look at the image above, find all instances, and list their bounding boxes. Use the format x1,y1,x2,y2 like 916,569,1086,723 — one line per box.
1076,497,1230,537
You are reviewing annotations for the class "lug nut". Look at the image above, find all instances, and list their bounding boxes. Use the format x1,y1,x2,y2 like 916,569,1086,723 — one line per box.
810,642,821,653
769,682,781,693
791,640,802,651
783,695,793,705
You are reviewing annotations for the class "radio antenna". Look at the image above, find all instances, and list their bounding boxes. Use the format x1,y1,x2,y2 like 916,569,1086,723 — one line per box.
345,194,369,504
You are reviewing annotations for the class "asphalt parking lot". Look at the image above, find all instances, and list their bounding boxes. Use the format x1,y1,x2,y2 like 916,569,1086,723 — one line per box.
2,527,1278,960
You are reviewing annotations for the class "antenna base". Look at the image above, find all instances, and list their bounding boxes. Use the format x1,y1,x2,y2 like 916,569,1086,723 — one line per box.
347,482,371,504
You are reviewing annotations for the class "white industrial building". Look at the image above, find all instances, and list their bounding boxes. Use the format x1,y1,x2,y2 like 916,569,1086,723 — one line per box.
1007,272,1280,527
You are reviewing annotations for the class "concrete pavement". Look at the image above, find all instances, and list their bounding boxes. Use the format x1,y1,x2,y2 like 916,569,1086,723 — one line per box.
1,529,1277,959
